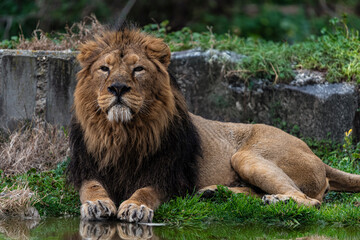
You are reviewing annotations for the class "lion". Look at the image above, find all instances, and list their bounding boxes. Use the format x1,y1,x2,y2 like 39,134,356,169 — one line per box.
67,25,360,223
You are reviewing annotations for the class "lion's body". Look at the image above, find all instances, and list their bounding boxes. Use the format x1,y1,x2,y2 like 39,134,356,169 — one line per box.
193,114,328,199
68,26,360,222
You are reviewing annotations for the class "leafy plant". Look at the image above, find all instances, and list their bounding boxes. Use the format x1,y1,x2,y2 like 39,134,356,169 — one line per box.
0,36,20,49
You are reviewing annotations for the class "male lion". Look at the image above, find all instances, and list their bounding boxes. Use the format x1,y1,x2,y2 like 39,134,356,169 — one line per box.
67,26,360,223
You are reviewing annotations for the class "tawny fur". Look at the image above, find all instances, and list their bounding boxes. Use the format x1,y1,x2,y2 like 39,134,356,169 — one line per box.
68,26,360,223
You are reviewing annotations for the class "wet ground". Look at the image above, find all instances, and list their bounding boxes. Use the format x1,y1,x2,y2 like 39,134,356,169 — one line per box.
1,217,360,239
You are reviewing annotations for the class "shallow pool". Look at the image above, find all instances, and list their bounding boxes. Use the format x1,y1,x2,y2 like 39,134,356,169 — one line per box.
1,217,360,239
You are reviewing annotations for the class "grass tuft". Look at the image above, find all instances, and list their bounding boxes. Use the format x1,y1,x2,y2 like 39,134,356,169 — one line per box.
15,14,103,51
0,184,40,219
0,123,68,176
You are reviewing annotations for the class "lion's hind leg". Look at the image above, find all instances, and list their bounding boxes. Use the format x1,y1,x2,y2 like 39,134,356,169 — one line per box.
197,185,263,198
231,151,321,207
80,180,117,220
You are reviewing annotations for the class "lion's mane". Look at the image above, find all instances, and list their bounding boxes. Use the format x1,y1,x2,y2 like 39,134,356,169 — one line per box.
67,26,201,205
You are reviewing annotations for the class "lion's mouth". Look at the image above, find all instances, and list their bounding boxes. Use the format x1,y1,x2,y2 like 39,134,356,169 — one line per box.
107,104,133,123
100,94,141,123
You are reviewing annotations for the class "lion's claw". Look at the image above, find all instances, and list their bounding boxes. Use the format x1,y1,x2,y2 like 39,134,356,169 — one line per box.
117,202,153,223
81,199,117,220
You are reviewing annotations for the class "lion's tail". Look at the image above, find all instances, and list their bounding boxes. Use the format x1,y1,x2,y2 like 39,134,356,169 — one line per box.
326,164,360,192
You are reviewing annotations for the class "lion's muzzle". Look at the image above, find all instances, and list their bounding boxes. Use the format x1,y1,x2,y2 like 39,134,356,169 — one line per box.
107,83,131,99
105,83,133,123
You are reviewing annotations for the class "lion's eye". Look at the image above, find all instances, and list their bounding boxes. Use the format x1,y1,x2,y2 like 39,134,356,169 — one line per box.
133,66,144,72
100,66,110,72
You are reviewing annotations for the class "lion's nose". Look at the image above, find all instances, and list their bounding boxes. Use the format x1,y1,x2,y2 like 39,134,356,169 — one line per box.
107,83,131,97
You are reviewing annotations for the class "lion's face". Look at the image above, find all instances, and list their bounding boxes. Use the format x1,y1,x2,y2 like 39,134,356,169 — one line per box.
75,29,175,125
93,49,152,123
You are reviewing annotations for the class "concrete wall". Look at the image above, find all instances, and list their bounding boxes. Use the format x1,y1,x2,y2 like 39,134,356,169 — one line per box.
0,49,358,142
0,50,78,129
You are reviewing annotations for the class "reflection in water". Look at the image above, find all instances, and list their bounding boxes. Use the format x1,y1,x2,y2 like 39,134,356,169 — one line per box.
0,218,40,240
79,220,156,240
1,217,360,239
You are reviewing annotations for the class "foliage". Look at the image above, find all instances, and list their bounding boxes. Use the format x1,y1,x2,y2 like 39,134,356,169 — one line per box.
293,15,360,83
0,36,19,49
2,0,360,43
0,0,109,40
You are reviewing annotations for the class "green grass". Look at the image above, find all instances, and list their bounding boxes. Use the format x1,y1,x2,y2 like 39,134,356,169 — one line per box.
154,186,360,227
1,132,360,228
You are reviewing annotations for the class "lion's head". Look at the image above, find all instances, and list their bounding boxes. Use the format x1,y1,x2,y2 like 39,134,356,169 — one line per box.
74,27,181,167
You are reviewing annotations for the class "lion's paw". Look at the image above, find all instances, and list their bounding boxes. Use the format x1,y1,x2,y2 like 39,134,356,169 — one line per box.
117,223,153,239
262,194,321,207
197,189,217,199
262,194,291,205
81,199,117,220
117,201,153,223
79,220,116,239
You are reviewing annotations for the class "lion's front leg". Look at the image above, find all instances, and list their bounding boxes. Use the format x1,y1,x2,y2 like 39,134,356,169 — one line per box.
79,180,117,220
117,187,162,223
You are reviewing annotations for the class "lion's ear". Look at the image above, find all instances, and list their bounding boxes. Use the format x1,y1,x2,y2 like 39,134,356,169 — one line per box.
77,41,100,68
146,39,171,68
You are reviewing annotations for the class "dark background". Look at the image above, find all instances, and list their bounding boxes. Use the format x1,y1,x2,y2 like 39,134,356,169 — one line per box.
1,0,360,42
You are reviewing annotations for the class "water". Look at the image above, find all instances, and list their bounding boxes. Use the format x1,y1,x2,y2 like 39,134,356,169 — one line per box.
1,217,360,239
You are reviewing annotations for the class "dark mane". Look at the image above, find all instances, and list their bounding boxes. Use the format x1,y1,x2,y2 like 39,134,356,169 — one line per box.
67,77,201,205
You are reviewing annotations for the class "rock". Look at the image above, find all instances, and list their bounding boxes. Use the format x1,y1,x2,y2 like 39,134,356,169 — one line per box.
169,49,246,121
290,69,326,86
229,80,357,141
0,52,38,130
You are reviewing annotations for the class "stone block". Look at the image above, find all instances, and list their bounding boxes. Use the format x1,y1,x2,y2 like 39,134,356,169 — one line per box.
169,49,245,121
45,55,79,126
0,52,38,130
